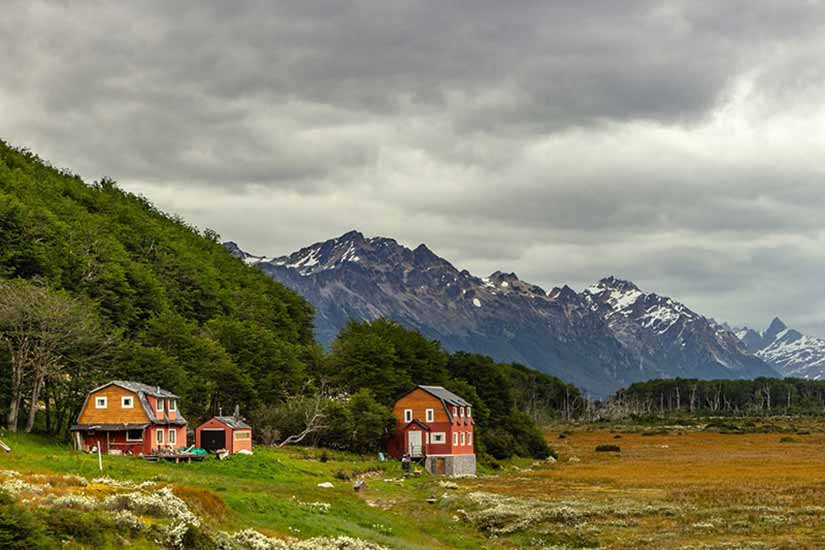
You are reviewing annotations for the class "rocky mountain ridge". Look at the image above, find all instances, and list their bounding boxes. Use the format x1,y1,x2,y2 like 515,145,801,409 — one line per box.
735,318,825,379
226,231,777,395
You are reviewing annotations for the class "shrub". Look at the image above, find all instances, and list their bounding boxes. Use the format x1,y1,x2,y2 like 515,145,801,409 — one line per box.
779,436,799,444
595,444,621,453
39,509,113,547
0,491,50,550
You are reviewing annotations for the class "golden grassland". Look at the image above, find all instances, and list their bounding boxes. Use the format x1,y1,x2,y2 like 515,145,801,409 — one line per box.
7,424,825,549
462,423,825,549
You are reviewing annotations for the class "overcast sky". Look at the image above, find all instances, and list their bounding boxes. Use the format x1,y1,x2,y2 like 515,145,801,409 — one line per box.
2,1,825,336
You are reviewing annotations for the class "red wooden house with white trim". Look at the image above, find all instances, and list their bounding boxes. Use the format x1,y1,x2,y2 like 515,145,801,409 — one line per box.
71,381,187,455
389,385,476,476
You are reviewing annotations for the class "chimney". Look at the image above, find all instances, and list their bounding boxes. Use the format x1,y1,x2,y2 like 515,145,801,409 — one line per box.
233,404,240,421
218,406,223,417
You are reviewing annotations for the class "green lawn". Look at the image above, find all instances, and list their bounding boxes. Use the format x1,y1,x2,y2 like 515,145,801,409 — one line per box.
0,433,496,549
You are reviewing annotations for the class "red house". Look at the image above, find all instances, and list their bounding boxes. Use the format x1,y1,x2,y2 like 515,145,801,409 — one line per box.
389,385,476,476
70,381,187,455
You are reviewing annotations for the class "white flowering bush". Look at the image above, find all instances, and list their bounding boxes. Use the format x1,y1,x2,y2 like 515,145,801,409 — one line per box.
219,529,390,550
104,486,199,526
48,493,98,510
93,475,156,489
1,477,44,496
112,509,145,533
297,500,331,514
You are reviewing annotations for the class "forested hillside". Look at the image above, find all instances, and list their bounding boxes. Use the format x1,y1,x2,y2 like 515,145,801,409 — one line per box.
0,141,573,459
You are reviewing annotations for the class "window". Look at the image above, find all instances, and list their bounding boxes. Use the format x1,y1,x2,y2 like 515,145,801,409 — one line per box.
431,432,446,444
425,408,434,422
460,406,465,418
467,407,472,418
95,396,107,409
234,431,251,440
452,406,457,420
453,432,458,446
126,429,143,441
461,432,466,445
169,400,177,412
157,399,164,412
156,429,164,445
468,432,473,446
404,409,413,423
168,429,176,445
121,396,134,408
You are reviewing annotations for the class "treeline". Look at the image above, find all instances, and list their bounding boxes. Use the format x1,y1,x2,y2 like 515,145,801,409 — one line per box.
0,140,577,459
608,377,825,417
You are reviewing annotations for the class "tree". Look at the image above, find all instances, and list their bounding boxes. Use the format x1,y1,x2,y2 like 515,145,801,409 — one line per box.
0,279,112,432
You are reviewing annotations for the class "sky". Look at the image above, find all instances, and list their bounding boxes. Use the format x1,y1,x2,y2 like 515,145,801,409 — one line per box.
2,1,825,337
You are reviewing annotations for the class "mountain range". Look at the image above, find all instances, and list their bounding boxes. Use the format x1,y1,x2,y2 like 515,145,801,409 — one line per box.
226,231,787,396
735,318,825,380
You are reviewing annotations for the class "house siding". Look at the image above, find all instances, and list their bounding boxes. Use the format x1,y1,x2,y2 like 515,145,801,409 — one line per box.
77,386,149,425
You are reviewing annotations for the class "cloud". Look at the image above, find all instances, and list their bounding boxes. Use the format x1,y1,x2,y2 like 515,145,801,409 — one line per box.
2,0,825,337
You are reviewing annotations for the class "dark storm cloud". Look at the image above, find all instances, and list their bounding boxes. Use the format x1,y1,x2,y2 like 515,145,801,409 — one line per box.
2,0,825,336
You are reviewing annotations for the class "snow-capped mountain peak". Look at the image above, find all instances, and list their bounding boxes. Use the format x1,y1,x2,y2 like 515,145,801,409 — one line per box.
734,318,825,380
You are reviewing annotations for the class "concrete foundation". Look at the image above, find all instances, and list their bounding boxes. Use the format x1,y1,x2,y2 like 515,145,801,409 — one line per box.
424,454,476,477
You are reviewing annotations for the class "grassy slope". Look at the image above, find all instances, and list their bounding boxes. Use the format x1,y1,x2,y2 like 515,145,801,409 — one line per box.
0,433,499,549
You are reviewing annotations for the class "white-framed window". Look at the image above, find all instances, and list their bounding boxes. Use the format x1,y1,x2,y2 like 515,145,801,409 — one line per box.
425,408,434,422
431,432,446,444
168,429,176,445
157,399,164,412
126,429,143,441
169,400,177,412
467,407,472,418
121,396,134,408
461,432,466,445
95,396,107,409
452,406,457,419
460,406,465,418
156,429,164,445
404,409,413,423
453,432,458,446
468,432,473,446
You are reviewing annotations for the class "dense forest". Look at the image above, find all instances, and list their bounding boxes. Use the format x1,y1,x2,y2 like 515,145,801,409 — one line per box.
0,140,578,459
608,377,825,417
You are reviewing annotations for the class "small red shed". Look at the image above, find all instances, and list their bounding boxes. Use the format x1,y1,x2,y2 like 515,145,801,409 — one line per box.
195,411,252,454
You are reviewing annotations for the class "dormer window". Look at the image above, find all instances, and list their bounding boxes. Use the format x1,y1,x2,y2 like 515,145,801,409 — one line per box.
460,407,465,418
467,407,472,418
169,400,177,412
121,396,134,408
157,399,165,412
452,406,457,418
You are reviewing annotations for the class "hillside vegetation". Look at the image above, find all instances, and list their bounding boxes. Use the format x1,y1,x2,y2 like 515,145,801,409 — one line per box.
0,140,576,460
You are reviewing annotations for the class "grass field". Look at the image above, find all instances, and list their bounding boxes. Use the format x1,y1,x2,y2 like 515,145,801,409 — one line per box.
5,421,825,548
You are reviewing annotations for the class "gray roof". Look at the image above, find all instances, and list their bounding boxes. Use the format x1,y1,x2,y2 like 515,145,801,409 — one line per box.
214,416,252,430
418,385,471,407
109,380,179,398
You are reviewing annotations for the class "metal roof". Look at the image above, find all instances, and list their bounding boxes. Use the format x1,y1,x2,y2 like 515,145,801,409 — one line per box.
109,380,179,398
213,416,252,430
418,385,471,407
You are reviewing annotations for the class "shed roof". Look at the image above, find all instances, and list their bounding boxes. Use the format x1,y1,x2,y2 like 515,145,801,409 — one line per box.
211,416,252,430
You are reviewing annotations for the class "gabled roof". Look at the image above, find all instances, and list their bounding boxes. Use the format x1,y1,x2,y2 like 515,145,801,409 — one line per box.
417,385,471,407
212,416,252,430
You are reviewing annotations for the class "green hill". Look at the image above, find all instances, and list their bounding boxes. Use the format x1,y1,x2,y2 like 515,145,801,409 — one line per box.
0,140,316,431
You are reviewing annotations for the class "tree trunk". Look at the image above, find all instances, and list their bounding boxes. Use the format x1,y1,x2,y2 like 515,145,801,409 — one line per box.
25,371,45,433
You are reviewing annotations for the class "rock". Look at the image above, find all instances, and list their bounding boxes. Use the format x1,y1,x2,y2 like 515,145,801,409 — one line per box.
568,457,581,463
317,482,334,488
545,456,557,464
237,449,253,455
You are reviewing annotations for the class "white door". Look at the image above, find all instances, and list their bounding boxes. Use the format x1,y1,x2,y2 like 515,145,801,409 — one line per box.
408,430,422,457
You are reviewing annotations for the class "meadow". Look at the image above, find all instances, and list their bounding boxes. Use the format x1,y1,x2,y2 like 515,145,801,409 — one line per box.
5,420,825,549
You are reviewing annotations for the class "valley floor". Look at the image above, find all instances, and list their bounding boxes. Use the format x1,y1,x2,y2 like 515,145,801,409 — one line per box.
4,421,825,549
